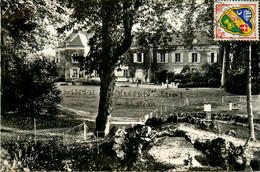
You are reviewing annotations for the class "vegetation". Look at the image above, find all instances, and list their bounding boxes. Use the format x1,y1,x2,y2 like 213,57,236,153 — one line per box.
57,0,189,135
155,63,221,87
3,57,61,118
1,0,65,117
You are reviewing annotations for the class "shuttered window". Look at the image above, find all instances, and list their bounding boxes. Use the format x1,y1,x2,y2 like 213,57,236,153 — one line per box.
71,52,79,63
133,53,144,63
70,68,79,78
157,53,168,63
189,52,201,63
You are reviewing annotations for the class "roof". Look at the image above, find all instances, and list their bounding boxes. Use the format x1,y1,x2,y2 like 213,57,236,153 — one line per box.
132,32,217,47
57,30,89,48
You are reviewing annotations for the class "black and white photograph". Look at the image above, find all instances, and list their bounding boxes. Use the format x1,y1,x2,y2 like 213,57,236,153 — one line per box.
1,0,260,171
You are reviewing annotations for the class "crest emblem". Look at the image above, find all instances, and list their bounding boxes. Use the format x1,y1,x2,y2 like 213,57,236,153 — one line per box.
219,6,254,36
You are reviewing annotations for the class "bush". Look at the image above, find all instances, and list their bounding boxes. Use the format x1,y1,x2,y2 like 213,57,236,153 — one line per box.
82,80,101,85
156,70,168,83
191,72,205,84
167,72,175,83
202,63,221,87
3,57,61,117
225,73,247,95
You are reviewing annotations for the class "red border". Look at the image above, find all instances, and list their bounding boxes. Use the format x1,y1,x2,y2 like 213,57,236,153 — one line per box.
215,3,257,39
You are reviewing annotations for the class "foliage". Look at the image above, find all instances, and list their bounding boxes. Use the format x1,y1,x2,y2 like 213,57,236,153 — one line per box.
191,72,205,85
82,80,101,86
1,0,67,116
156,70,168,83
3,57,62,117
56,0,191,132
181,65,191,74
1,139,65,171
225,72,260,95
225,73,247,95
202,63,221,87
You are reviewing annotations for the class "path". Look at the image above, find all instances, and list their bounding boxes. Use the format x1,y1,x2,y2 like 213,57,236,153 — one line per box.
58,105,145,125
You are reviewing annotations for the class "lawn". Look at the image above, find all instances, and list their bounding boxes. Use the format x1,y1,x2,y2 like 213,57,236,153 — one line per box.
58,85,260,120
57,84,260,140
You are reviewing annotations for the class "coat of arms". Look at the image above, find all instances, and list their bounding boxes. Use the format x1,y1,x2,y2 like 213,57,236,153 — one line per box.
214,1,259,41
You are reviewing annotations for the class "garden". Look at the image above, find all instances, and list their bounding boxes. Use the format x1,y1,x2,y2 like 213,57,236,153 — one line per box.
2,84,260,171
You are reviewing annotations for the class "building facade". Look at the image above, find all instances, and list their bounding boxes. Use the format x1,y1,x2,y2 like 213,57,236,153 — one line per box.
55,31,220,83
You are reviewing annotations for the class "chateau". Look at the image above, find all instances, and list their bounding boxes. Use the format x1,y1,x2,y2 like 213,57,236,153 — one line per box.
55,31,220,83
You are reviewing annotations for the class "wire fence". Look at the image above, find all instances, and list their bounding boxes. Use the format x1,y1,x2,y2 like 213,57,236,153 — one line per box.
1,122,98,147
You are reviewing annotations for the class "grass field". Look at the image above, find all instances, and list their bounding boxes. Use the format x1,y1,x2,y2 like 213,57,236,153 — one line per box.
58,85,260,120
2,84,260,138
57,84,260,140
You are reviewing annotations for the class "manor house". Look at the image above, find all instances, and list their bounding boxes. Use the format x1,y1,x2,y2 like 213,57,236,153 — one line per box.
55,31,220,83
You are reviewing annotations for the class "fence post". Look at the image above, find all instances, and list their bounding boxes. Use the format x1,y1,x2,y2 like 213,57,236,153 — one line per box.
186,98,189,106
63,132,66,146
84,122,87,140
164,105,167,112
97,131,99,154
160,106,163,116
34,118,37,144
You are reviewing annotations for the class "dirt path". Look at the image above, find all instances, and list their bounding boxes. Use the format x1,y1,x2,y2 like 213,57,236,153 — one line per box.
58,105,145,125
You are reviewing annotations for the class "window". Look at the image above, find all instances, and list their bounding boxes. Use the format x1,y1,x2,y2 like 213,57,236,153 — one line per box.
94,70,99,77
175,53,181,62
192,53,198,62
137,53,142,63
161,53,166,63
72,69,78,78
71,52,79,63
123,70,129,78
157,53,168,63
55,52,60,63
191,68,198,72
133,53,144,63
211,53,215,63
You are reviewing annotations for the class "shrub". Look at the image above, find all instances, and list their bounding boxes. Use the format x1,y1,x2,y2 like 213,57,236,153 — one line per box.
2,57,61,117
225,73,247,95
156,70,168,83
82,80,101,85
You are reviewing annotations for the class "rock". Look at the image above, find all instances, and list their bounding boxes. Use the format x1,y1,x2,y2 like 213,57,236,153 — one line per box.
136,126,152,138
198,121,207,130
225,130,237,137
194,137,253,171
112,128,127,159
166,114,178,123
145,118,163,127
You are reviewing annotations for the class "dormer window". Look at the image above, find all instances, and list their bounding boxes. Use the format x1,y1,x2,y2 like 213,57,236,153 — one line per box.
71,52,79,63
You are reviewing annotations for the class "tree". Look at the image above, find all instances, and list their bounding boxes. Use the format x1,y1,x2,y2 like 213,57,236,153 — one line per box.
3,56,62,117
58,0,186,135
1,0,66,117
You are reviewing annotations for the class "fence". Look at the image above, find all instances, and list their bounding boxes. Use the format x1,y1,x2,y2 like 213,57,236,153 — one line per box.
1,122,98,146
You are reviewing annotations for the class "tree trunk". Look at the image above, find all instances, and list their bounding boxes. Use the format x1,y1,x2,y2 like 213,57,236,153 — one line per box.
95,67,115,137
247,44,255,141
221,42,230,87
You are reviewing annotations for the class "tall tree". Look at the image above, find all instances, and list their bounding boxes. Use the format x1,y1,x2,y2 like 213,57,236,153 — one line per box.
1,0,67,116
58,0,186,135
221,42,230,87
